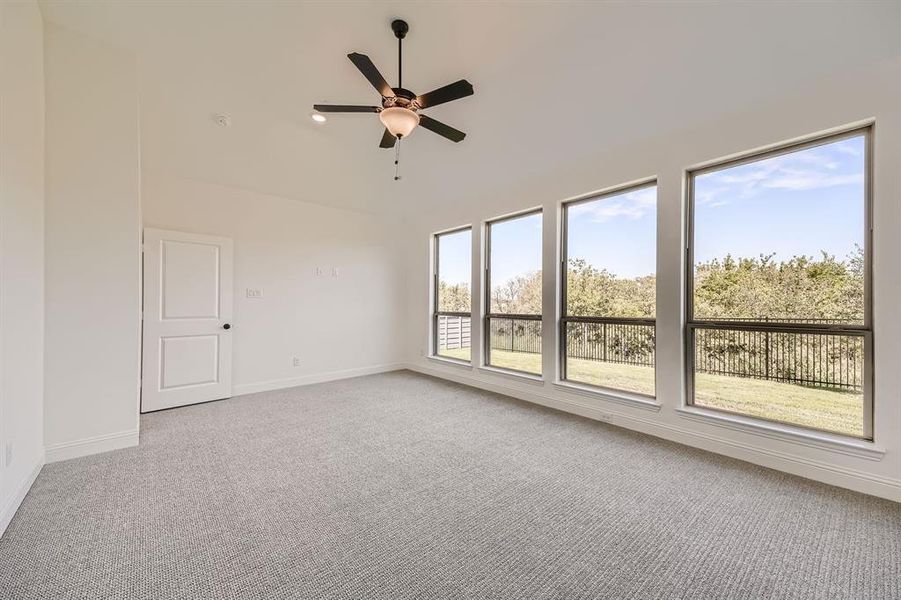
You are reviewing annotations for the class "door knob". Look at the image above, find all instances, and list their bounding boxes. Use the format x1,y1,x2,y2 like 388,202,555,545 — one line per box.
222,323,231,330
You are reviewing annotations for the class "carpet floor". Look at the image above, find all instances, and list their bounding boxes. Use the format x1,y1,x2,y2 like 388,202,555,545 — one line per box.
0,371,899,599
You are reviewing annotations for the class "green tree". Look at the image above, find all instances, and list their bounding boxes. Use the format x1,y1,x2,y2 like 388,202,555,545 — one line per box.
473,246,862,324
491,271,542,314
694,247,864,322
566,258,654,318
437,280,470,312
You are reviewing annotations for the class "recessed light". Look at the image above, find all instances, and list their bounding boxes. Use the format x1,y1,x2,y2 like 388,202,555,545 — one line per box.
311,112,327,124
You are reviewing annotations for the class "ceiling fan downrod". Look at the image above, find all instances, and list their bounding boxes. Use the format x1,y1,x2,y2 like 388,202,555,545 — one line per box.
392,19,408,89
392,19,408,181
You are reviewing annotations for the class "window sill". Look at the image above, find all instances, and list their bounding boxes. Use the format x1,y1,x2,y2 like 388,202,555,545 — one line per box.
676,406,885,460
477,365,545,385
426,355,473,370
553,381,662,412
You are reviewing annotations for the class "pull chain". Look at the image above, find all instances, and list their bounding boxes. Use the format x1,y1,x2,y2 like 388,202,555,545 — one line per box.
394,136,402,181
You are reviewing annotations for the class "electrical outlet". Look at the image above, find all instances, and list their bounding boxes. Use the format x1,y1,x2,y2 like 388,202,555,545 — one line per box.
314,267,324,277
331,267,339,277
293,357,301,367
4,443,12,467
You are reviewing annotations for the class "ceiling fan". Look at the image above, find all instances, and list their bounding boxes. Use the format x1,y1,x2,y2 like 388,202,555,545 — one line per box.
313,19,474,152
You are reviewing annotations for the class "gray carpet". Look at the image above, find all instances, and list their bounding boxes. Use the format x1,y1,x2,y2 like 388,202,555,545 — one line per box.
0,371,899,599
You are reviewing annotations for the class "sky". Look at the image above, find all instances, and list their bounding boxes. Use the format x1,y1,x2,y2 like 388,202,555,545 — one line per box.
488,212,542,287
693,135,865,266
567,185,656,278
437,228,471,287
437,134,865,288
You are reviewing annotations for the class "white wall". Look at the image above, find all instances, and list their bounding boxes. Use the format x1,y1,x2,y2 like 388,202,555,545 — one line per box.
0,0,45,534
403,58,901,502
142,175,406,396
43,23,141,461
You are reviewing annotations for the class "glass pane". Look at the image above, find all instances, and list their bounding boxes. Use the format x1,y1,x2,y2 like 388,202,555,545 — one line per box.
487,317,541,374
436,316,471,362
436,229,471,313
693,327,865,437
692,135,866,325
489,213,542,315
564,321,655,396
566,186,656,318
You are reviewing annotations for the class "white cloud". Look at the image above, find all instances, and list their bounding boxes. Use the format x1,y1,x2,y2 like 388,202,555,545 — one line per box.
696,141,862,206
832,139,863,157
762,171,862,191
587,187,656,222
695,185,728,207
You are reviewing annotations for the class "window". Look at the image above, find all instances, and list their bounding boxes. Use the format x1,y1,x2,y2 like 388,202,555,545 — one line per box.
485,210,542,375
433,227,472,362
561,182,657,396
687,129,871,438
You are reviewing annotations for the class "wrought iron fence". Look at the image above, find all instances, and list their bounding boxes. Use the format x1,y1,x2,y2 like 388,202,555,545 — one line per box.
436,315,863,391
693,327,863,392
488,317,542,354
565,320,655,366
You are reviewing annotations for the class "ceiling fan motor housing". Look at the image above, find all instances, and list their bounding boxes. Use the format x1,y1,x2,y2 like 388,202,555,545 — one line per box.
391,19,409,39
384,88,418,109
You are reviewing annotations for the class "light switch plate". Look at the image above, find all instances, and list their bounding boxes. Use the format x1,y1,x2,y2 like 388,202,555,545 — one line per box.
246,288,263,299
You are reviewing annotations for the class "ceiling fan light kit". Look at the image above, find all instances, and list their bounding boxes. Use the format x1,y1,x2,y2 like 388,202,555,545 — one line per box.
379,106,419,138
313,19,474,179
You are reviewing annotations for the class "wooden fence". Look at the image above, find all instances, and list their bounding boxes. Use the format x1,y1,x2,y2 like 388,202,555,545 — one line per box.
437,315,470,350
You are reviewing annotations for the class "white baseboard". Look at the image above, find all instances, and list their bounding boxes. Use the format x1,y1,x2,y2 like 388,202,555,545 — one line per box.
0,458,43,538
232,363,405,396
405,362,901,503
45,429,139,463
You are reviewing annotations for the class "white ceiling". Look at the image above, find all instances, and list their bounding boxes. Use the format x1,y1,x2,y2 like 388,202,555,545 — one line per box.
39,1,901,216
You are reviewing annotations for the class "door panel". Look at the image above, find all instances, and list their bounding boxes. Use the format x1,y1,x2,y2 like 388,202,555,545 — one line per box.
162,241,221,319
142,229,233,412
160,335,220,390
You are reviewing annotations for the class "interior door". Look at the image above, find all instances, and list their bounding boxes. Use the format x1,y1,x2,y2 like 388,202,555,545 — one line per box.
141,228,233,412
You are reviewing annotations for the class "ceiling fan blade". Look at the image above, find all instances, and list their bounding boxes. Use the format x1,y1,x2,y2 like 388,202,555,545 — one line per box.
347,53,394,98
419,115,466,143
379,128,397,148
312,104,380,113
416,79,474,109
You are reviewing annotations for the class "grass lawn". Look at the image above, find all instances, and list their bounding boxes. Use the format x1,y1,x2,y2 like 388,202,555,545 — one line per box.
439,347,863,437
693,373,862,437
437,347,471,362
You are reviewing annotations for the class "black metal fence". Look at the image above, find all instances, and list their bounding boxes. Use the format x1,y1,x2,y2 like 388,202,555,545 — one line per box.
484,318,657,367
437,315,864,391
488,317,542,354
693,327,863,392
565,321,655,367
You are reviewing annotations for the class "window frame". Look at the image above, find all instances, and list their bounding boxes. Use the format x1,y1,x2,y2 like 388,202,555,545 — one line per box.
432,225,473,364
559,180,658,398
484,208,544,377
684,126,874,440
